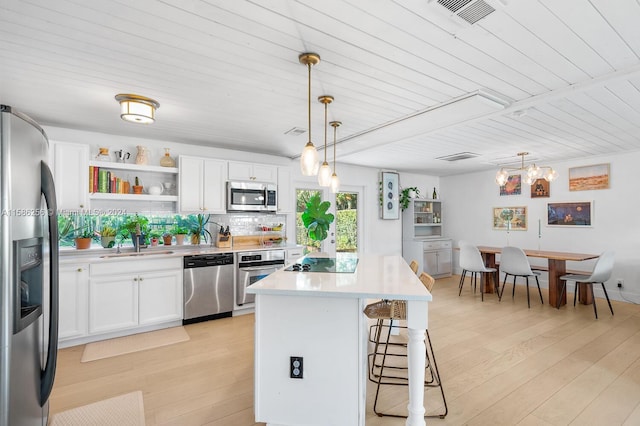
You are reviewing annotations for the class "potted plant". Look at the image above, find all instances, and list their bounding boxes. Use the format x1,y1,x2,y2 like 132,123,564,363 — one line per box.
73,220,95,250
189,214,212,245
122,214,149,248
99,225,118,248
149,229,163,247
301,194,335,249
162,231,173,246
399,187,420,211
171,225,189,245
132,176,143,194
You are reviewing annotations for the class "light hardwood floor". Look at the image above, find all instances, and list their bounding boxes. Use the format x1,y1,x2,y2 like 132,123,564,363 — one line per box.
51,276,640,425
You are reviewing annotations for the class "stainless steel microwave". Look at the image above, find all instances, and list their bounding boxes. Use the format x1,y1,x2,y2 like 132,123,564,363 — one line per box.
227,181,277,212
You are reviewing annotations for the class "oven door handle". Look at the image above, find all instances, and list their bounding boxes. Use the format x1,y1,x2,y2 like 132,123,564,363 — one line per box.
239,265,280,272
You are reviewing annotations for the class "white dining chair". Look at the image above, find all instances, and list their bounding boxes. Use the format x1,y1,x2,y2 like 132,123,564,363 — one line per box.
499,246,544,308
458,242,498,301
558,251,615,319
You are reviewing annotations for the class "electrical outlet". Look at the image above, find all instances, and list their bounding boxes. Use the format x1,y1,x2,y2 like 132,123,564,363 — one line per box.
617,279,623,288
290,356,303,379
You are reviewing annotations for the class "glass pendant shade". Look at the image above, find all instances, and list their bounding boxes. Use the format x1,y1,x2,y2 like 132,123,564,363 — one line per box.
523,174,536,185
330,172,340,193
299,53,321,176
301,142,320,176
318,162,332,186
495,169,509,186
544,168,559,182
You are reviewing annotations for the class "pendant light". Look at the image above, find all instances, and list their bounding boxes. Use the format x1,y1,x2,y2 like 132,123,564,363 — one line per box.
299,53,321,176
317,95,334,187
329,121,341,193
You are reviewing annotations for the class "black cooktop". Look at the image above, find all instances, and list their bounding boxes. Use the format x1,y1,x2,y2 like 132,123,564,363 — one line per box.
284,256,359,273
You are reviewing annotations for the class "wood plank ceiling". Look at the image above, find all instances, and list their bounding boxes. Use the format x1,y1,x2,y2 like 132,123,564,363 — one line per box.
2,0,640,176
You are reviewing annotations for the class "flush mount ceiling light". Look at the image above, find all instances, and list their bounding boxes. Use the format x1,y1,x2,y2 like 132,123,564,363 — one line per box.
329,120,341,193
299,53,321,176
495,152,558,186
115,93,160,124
317,95,334,187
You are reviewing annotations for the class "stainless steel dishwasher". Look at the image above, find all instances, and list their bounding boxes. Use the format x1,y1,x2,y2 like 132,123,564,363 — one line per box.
183,253,234,324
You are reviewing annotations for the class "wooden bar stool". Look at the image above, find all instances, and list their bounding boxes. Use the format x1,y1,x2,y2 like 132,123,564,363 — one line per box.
364,272,447,419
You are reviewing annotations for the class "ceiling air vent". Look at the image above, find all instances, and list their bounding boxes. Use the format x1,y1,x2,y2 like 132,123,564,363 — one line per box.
436,152,480,162
429,0,507,26
284,127,306,136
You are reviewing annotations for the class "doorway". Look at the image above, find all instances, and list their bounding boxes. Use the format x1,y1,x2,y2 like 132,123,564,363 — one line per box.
295,186,362,259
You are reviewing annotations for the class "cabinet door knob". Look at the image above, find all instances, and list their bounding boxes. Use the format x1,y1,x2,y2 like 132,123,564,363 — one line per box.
79,204,84,208
133,277,138,281
139,277,144,281
77,268,83,272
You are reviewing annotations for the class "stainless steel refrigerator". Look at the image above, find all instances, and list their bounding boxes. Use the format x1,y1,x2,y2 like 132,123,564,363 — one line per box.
0,105,59,426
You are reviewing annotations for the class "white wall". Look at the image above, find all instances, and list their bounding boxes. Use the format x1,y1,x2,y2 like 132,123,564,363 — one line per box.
441,151,640,302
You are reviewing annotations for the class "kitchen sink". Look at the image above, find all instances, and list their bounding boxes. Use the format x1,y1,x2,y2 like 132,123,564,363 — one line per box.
100,250,175,259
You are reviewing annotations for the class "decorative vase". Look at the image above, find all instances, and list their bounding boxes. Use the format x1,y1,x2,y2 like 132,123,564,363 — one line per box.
163,235,173,246
150,237,159,247
160,148,175,167
190,234,201,245
135,145,149,165
175,234,186,245
132,185,143,194
74,237,92,250
100,236,115,248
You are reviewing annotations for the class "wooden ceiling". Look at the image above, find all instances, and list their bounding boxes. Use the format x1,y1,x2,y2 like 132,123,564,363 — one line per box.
2,0,640,175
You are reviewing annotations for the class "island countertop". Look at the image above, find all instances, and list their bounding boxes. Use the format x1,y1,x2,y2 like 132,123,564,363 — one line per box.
247,254,432,301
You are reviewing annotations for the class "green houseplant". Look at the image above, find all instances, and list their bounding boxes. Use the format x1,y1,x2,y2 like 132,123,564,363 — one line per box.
99,225,118,248
122,214,149,248
301,194,335,243
189,214,212,245
399,187,420,211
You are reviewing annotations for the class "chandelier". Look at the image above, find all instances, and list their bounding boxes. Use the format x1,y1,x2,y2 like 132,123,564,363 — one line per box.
495,152,558,186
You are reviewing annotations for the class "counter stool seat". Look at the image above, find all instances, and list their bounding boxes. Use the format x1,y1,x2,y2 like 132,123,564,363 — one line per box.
364,272,447,419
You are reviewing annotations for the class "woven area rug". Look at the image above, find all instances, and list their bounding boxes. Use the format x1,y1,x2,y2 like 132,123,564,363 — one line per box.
81,326,190,363
49,391,145,426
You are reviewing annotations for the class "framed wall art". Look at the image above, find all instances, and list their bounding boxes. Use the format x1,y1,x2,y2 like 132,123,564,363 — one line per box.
499,174,521,196
493,206,527,231
380,171,399,220
547,201,592,226
569,163,610,191
531,178,550,198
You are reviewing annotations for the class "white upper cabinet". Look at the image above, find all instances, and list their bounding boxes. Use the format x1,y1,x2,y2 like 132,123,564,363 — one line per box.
277,166,293,213
50,141,89,211
228,161,277,183
179,156,227,214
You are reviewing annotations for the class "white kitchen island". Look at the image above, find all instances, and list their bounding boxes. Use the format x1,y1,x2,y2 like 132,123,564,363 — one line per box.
247,254,432,426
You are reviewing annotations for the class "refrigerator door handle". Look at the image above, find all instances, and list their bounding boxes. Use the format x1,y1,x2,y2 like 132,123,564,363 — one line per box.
39,161,59,406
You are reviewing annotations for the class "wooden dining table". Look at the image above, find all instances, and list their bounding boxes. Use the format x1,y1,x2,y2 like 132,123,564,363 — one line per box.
476,246,599,307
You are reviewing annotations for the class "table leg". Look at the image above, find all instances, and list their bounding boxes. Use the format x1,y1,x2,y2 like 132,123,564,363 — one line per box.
481,253,498,293
579,283,594,304
548,260,566,307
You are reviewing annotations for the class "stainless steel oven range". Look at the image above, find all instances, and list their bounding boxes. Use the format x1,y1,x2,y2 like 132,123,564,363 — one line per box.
236,250,285,307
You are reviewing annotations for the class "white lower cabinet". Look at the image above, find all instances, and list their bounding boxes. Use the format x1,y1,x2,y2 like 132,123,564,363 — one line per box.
88,257,182,336
422,239,452,278
138,270,183,325
89,274,139,334
59,263,89,340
